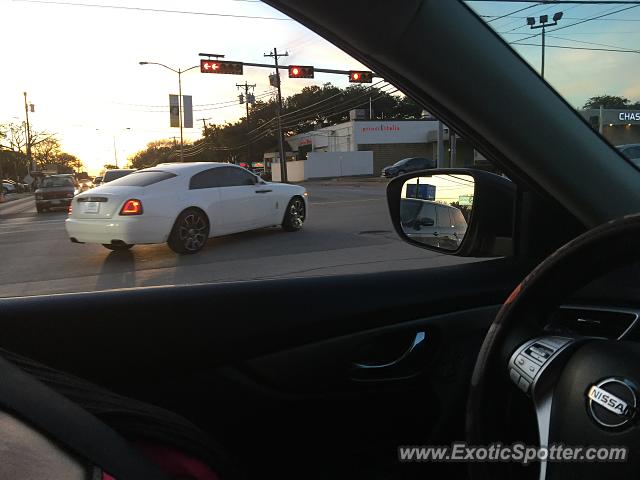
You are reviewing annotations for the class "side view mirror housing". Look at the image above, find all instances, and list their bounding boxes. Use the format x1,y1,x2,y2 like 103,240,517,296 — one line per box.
387,168,515,257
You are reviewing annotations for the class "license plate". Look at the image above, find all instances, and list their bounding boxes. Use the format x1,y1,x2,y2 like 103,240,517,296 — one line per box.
82,201,100,213
51,199,62,205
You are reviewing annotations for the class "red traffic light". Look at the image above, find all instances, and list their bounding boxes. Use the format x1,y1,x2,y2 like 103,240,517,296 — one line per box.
288,65,314,78
200,60,243,75
349,70,373,83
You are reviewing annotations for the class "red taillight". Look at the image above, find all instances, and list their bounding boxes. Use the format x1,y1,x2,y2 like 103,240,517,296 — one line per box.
68,205,72,215
119,199,143,215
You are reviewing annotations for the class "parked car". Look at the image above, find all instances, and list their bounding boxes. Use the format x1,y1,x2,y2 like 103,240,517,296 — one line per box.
101,169,136,184
2,181,16,195
617,144,640,167
66,162,308,253
78,179,94,192
400,198,467,249
381,157,436,178
35,174,79,213
2,179,28,193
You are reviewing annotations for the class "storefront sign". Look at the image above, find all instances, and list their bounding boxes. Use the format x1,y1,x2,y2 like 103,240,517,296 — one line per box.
619,111,640,122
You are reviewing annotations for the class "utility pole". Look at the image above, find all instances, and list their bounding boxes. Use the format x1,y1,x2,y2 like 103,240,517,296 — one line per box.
264,48,289,183
113,136,118,168
197,117,211,134
23,92,34,173
237,81,256,168
527,12,563,79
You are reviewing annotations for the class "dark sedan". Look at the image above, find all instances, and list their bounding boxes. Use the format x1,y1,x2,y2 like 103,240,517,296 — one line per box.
35,175,78,213
381,156,436,178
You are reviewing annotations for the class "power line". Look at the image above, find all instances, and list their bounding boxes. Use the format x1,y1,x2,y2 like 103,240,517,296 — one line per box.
511,3,640,42
11,0,293,20
114,91,274,111
487,3,538,23
510,41,639,52
546,33,640,51
245,80,390,137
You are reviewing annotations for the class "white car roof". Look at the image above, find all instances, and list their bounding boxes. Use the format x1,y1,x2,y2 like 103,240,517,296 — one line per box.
152,162,236,175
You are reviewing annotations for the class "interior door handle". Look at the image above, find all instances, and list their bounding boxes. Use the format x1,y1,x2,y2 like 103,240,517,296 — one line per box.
255,189,272,193
351,332,426,382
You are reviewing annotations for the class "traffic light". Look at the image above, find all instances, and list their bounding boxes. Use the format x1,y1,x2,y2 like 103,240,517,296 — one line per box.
288,65,314,78
349,70,373,83
200,60,243,75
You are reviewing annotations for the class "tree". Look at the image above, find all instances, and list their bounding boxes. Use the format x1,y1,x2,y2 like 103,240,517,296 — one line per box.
583,95,633,109
57,153,83,173
127,139,178,170
33,136,62,168
103,164,119,170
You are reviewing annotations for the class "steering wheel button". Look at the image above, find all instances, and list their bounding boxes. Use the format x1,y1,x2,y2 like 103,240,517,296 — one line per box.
509,368,521,385
516,354,541,377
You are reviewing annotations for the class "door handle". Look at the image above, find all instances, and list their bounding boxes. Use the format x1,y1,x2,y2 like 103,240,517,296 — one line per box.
351,331,426,382
255,189,272,193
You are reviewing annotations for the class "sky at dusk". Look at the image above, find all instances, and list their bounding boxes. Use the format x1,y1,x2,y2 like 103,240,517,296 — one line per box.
1,0,638,174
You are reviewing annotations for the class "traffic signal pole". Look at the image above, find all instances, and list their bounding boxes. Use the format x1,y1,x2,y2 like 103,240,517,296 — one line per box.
264,48,289,183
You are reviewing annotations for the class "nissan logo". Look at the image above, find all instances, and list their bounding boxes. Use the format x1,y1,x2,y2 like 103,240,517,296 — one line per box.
587,378,637,428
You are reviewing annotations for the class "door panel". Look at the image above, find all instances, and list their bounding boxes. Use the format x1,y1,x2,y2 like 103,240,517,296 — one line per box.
218,186,258,232
253,184,279,227
0,259,530,479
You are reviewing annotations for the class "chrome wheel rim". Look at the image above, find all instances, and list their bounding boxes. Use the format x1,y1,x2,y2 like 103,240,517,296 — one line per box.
178,213,207,251
289,199,305,228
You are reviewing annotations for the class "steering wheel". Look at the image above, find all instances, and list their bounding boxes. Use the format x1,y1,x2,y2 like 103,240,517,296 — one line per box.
467,213,640,480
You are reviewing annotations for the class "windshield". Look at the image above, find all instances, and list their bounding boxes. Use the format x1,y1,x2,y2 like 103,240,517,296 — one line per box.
41,177,74,188
1,1,634,298
106,170,176,187
465,1,640,160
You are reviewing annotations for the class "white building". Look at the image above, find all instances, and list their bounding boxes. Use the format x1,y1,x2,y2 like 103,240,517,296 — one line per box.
271,115,479,181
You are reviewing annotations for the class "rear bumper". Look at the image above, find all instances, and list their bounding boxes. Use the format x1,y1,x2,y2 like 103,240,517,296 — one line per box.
37,198,72,209
65,215,174,245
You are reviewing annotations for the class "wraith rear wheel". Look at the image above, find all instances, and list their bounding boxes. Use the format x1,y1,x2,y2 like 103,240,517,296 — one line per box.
168,208,210,254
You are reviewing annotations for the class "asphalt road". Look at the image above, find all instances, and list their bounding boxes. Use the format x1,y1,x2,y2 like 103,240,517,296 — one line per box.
0,182,474,298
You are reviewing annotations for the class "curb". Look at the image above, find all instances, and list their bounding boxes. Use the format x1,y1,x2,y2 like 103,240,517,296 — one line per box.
0,194,34,211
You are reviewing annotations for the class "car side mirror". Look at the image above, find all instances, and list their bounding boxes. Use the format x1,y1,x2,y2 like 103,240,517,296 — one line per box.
387,168,515,257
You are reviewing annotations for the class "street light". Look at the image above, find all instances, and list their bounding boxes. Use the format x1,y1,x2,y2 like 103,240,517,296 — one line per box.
138,61,199,162
526,11,563,79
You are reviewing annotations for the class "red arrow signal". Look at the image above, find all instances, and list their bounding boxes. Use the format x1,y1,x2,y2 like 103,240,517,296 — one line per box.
200,59,243,75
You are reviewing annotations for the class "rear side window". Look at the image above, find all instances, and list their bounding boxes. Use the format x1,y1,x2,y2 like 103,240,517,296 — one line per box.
103,170,135,182
451,208,467,228
107,171,176,187
436,206,452,228
221,167,257,186
419,203,437,223
189,168,224,189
